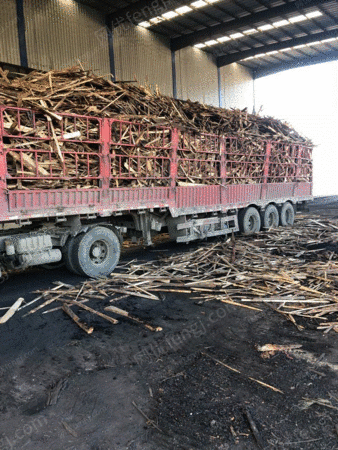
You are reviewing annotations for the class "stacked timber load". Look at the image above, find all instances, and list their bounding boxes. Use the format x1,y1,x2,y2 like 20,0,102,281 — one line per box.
0,66,313,190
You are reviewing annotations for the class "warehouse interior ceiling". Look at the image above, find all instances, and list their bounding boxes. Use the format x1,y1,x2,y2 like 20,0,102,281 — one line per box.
75,0,338,77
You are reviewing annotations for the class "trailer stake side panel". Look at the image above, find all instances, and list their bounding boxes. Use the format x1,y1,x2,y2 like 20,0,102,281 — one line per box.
0,106,313,223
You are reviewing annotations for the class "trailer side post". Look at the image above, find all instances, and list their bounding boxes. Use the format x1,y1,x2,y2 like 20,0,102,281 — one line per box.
220,137,227,206
170,128,179,206
295,144,302,181
100,118,111,208
0,109,7,204
262,141,272,200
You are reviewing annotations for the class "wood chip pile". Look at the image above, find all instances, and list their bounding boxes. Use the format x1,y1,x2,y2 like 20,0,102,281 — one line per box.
0,66,312,190
10,215,338,335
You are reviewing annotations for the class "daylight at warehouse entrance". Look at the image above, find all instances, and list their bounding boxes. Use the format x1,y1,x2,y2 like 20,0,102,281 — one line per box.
255,59,338,197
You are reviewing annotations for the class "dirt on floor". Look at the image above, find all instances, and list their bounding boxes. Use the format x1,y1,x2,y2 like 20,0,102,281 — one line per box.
1,200,338,450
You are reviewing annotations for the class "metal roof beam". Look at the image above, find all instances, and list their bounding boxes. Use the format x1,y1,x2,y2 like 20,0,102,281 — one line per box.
217,28,338,67
171,0,332,51
254,49,338,78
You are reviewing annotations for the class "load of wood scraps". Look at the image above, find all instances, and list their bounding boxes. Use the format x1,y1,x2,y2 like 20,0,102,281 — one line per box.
2,214,338,334
0,66,312,189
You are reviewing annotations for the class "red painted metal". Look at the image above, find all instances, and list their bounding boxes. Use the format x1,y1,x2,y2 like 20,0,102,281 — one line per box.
0,106,313,222
220,138,227,206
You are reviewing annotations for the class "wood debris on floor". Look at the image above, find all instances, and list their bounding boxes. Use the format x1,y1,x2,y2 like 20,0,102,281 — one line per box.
8,214,338,335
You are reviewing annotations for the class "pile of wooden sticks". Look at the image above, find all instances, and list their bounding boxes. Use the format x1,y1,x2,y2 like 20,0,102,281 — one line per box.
0,66,312,189
11,214,338,334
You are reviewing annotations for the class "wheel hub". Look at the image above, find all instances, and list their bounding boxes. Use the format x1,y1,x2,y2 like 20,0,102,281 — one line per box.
268,213,274,227
90,240,108,264
248,216,255,231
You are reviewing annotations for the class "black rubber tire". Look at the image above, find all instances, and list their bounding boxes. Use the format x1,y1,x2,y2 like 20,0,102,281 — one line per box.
41,261,65,270
63,235,82,275
279,202,295,227
261,204,279,229
101,224,124,246
71,226,121,278
238,207,261,235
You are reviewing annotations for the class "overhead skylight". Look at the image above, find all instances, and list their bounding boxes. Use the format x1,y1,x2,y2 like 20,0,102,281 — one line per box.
217,36,231,42
242,37,338,61
162,11,178,19
176,6,192,14
191,0,207,7
243,29,258,35
306,11,323,19
205,39,218,46
191,11,324,49
289,15,307,23
273,19,289,27
230,32,244,39
258,24,274,31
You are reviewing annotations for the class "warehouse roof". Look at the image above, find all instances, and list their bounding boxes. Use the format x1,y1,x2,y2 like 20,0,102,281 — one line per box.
76,0,338,77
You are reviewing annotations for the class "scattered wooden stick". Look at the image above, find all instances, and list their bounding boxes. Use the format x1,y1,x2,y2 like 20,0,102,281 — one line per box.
19,282,72,311
18,215,338,335
132,401,164,433
244,408,264,449
105,306,162,332
0,298,24,324
63,299,118,325
202,352,284,394
62,303,94,334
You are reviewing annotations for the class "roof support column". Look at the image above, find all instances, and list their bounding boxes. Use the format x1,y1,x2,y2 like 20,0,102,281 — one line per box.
217,67,222,108
16,0,28,68
106,17,116,80
171,50,177,99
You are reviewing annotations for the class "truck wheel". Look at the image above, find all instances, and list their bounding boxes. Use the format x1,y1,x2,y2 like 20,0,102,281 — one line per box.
261,204,279,229
71,226,121,278
63,236,82,275
238,207,261,235
279,202,295,226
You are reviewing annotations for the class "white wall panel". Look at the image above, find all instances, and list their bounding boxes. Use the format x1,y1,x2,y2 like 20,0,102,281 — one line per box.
113,24,172,96
0,0,20,65
176,47,219,107
24,0,110,75
220,63,254,111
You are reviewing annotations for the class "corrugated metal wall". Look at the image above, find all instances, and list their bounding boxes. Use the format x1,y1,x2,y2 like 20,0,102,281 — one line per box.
113,24,173,96
0,0,20,65
220,63,254,111
0,1,254,113
176,47,219,107
24,0,110,75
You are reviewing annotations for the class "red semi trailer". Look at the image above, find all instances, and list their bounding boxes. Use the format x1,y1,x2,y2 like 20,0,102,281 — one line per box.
0,106,312,278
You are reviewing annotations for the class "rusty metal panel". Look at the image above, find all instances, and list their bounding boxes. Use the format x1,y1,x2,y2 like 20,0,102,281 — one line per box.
220,63,254,110
176,47,219,107
265,183,294,201
8,189,102,212
113,24,173,96
176,186,221,209
0,0,20,65
227,184,262,206
266,182,312,200
110,187,170,210
24,0,110,75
